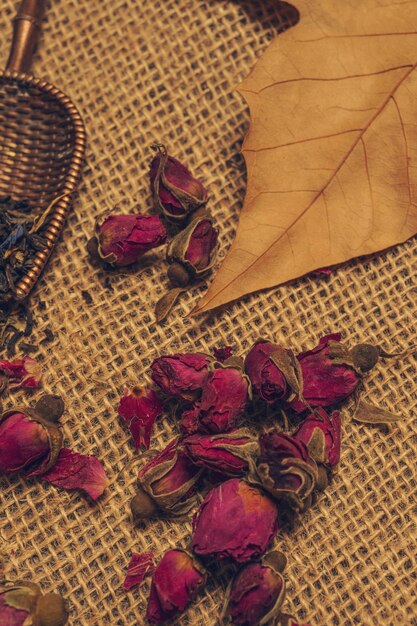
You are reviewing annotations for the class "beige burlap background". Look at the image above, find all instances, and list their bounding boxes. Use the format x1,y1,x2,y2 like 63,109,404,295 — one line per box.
0,0,416,624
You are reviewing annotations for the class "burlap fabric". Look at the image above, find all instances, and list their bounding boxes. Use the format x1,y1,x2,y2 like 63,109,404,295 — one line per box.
0,0,416,624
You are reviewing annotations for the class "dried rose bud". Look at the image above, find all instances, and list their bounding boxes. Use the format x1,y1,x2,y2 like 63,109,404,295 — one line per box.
294,408,341,469
196,362,250,434
0,409,62,476
151,353,211,401
191,478,279,563
123,552,155,591
288,334,364,413
225,552,287,626
150,144,208,223
183,429,259,478
118,386,163,449
245,341,291,403
88,212,167,267
146,549,207,624
166,217,218,287
0,580,68,626
131,438,203,520
256,432,318,512
0,357,42,389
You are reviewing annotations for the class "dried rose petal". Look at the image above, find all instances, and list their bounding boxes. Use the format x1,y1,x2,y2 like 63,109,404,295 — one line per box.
192,479,279,563
146,549,206,624
294,408,341,469
123,552,155,591
131,438,203,520
118,386,163,449
150,144,208,222
288,334,360,413
151,353,210,401
197,365,250,433
91,212,167,267
0,357,42,389
213,345,233,363
245,341,289,403
40,448,108,500
183,429,258,478
226,557,286,626
179,403,201,435
256,432,317,512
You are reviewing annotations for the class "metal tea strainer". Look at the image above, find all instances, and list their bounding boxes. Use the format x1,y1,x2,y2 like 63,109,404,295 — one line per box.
0,0,86,301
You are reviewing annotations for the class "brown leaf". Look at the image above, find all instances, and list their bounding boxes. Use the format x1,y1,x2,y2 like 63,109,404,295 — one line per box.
194,0,417,313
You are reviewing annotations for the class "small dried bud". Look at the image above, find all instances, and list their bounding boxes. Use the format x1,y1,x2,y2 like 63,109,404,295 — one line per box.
225,554,286,626
0,581,68,626
245,341,290,403
34,592,68,626
256,432,318,513
150,144,208,222
0,409,62,475
118,386,163,449
0,357,42,389
146,549,207,624
194,363,250,434
166,217,218,283
131,438,203,520
183,429,259,478
288,334,361,413
350,343,380,372
294,408,341,469
151,353,211,401
91,212,167,267
191,479,279,563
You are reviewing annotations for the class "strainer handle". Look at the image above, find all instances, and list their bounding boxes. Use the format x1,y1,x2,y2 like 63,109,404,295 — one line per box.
6,0,46,73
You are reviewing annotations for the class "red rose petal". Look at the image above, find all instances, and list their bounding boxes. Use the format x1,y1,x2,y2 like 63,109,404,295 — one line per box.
123,552,155,591
40,448,108,500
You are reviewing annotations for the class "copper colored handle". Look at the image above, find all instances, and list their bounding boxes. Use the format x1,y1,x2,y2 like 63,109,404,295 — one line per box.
6,0,46,73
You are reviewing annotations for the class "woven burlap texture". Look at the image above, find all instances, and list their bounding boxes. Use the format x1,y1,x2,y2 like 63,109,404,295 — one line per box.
0,0,416,624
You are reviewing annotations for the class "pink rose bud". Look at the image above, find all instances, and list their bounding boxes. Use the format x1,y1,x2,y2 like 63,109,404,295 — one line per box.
166,217,219,287
146,549,207,624
256,432,318,513
0,357,42,389
118,386,163,449
123,552,155,591
294,408,341,469
130,438,203,520
88,212,167,267
288,334,368,413
151,353,211,401
226,552,287,626
150,143,208,223
197,363,250,433
0,410,62,475
245,341,290,403
0,580,68,626
183,429,259,478
191,478,279,563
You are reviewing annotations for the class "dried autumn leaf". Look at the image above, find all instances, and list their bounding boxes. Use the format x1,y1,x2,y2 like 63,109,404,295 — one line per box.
194,0,417,313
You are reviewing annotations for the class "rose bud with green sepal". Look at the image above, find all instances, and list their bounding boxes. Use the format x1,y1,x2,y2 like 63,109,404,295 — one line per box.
130,438,203,521
87,212,167,268
151,352,211,401
0,579,68,626
225,551,287,626
146,549,207,624
256,432,318,513
191,478,279,563
150,144,208,223
183,429,259,478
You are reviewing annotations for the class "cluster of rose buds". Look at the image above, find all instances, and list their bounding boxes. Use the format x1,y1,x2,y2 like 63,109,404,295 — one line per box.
0,579,68,626
122,333,402,624
0,394,108,500
87,145,219,321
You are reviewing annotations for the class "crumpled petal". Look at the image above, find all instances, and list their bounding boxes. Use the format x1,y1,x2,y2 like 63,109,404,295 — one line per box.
40,448,108,500
118,386,163,449
123,552,155,591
